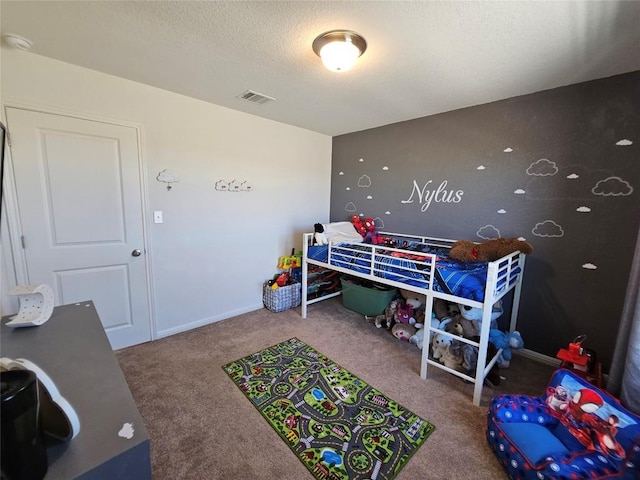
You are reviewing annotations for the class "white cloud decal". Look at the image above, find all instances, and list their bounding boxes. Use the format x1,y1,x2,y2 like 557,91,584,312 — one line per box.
576,206,591,213
592,176,633,196
582,263,597,270
477,225,500,240
214,180,229,191
514,189,526,195
385,211,391,215
616,139,633,146
367,195,372,199
359,158,364,162
228,180,242,192
532,220,564,238
527,158,558,176
346,187,351,190
497,209,507,214
339,171,344,175
503,148,513,153
383,166,389,171
345,202,357,212
477,165,486,170
156,169,180,183
567,173,579,179
358,175,372,187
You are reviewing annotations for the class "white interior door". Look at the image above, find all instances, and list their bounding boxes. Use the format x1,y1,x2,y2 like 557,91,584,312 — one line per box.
6,107,152,349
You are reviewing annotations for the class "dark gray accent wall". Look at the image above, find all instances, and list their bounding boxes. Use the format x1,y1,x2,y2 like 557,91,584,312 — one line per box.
330,71,640,372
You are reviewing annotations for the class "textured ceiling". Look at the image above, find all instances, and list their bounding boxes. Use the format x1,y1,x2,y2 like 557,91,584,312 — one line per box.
1,1,639,136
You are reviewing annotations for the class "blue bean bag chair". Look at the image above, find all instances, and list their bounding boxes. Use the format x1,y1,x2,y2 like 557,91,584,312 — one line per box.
487,369,640,479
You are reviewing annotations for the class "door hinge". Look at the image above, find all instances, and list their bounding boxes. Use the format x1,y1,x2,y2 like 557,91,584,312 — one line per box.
6,131,11,147
20,235,25,249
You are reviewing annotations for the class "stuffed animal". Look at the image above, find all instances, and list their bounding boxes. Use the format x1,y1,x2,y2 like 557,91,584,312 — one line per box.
400,289,425,308
363,217,386,245
433,298,450,320
392,323,416,341
395,302,414,324
398,289,426,325
458,301,503,326
489,330,524,368
445,315,480,339
351,215,367,239
313,223,328,245
451,338,501,386
431,332,463,368
433,298,460,321
409,325,425,350
448,237,533,263
431,332,449,361
373,299,399,329
440,344,464,370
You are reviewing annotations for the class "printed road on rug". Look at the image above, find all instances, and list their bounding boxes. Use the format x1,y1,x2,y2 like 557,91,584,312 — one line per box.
223,338,435,480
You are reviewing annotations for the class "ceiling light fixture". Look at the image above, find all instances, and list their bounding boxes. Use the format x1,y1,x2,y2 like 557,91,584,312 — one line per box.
2,33,33,51
312,30,367,73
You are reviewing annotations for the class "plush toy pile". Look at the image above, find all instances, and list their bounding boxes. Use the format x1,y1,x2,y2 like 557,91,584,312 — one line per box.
371,289,429,348
426,298,524,386
448,237,533,263
367,288,525,388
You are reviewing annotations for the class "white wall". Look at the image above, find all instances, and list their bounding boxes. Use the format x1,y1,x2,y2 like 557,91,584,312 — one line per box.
0,49,332,337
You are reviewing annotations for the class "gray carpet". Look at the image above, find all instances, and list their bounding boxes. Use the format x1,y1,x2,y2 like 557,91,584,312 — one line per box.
116,297,556,479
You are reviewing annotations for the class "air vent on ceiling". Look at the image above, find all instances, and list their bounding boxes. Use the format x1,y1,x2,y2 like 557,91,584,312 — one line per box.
236,90,276,105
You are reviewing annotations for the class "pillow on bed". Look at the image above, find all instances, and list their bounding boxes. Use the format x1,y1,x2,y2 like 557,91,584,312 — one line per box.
322,222,363,244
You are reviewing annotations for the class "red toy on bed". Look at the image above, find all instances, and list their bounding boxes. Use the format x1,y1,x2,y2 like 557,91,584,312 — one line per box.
351,216,386,245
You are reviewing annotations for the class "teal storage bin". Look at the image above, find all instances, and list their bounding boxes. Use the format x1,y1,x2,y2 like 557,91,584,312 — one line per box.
340,278,397,316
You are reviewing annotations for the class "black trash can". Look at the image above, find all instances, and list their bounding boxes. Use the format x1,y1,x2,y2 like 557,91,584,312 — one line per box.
1,369,48,480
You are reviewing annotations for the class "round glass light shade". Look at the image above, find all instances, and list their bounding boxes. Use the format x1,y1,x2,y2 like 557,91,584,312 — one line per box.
312,30,367,73
319,39,360,72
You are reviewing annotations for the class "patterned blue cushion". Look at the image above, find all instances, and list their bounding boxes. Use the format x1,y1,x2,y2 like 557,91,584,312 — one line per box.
499,423,569,465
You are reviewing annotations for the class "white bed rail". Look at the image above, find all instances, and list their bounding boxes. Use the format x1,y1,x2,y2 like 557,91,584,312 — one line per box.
300,231,528,406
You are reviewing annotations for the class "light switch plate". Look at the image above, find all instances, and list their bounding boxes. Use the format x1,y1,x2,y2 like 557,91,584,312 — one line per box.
154,211,163,224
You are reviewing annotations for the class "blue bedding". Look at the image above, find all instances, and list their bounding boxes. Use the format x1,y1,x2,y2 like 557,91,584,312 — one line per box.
307,242,521,303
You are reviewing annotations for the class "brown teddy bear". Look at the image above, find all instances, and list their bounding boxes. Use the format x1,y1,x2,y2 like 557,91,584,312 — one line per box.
445,315,479,339
432,298,459,321
448,237,533,263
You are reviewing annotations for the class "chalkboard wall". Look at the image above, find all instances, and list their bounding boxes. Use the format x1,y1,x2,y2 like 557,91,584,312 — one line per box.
330,71,640,372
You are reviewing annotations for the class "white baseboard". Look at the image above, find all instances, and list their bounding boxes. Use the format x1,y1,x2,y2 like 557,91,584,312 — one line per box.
514,348,561,367
515,349,610,386
156,303,263,339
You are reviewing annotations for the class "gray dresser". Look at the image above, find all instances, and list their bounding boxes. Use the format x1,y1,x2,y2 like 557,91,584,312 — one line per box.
1,301,152,479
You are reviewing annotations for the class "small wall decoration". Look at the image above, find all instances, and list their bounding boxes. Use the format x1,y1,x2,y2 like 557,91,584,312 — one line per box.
526,158,558,176
532,220,564,238
591,176,633,196
156,169,181,190
215,179,253,192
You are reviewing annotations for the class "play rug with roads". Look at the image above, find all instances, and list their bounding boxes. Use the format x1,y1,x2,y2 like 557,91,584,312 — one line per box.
223,338,435,480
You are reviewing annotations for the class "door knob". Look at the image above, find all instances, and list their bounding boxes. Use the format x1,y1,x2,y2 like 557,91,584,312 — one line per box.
131,249,142,257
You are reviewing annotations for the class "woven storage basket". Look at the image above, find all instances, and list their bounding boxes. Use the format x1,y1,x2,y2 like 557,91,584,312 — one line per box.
263,281,301,313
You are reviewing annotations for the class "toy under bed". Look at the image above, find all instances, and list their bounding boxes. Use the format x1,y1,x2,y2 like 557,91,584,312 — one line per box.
301,230,528,406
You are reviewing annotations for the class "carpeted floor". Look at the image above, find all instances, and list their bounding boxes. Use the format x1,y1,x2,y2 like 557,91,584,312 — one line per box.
116,297,557,479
